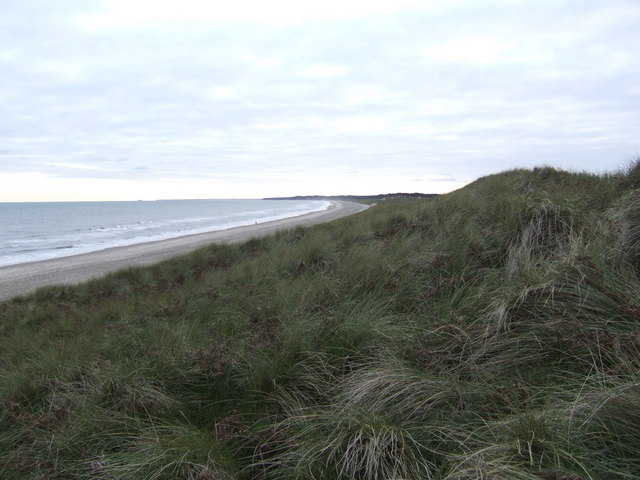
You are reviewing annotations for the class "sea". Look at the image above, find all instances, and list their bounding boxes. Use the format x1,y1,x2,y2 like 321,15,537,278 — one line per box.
0,199,331,268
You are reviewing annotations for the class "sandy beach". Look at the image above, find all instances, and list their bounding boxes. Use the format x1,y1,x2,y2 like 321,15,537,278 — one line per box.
0,201,368,301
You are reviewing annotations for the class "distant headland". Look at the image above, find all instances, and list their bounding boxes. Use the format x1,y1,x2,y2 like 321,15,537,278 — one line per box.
264,193,438,202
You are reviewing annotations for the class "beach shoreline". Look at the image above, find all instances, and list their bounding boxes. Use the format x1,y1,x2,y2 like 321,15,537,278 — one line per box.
0,201,368,301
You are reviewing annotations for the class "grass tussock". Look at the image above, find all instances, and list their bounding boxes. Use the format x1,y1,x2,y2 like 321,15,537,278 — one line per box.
2,161,640,478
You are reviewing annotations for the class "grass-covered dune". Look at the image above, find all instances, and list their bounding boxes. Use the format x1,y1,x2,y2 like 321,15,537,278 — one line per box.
2,164,640,479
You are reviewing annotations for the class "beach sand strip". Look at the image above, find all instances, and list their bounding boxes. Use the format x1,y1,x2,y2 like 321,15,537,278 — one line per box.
0,201,368,301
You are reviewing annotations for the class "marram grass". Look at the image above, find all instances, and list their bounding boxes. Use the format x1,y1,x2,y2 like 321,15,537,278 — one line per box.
2,163,640,479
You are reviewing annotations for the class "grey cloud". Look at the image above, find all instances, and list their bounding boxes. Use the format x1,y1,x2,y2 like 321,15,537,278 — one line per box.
0,0,638,197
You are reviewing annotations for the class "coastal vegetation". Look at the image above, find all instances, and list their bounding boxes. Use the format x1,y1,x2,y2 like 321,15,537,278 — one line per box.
2,164,640,479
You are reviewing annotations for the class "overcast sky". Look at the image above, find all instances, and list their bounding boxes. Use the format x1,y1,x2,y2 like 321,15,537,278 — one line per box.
1,0,638,201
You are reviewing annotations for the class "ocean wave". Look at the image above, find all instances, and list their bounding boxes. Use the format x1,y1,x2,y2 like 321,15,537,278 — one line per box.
0,199,330,267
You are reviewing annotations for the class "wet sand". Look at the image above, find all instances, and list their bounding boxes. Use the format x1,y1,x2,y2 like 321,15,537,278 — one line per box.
0,201,368,301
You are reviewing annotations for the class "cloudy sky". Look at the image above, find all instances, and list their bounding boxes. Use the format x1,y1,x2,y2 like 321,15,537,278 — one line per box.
1,0,638,201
